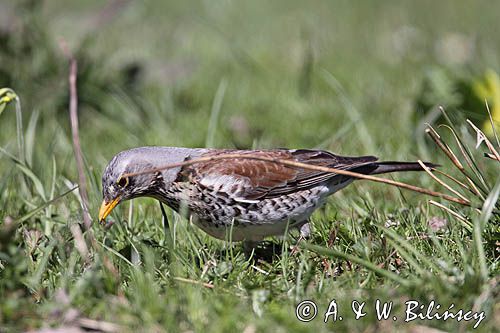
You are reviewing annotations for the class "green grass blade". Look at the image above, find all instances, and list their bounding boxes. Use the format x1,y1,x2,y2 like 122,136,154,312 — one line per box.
14,187,78,224
376,225,444,275
475,179,500,279
385,238,426,276
321,69,375,153
205,78,227,148
25,239,56,291
15,163,46,200
302,242,411,287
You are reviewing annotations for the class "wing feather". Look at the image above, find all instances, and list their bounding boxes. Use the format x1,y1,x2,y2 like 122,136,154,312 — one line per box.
187,149,378,201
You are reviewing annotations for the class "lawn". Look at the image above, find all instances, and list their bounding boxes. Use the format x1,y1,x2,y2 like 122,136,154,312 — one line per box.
0,1,499,332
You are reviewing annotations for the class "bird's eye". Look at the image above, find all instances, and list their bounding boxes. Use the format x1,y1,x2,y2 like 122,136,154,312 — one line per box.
117,176,129,188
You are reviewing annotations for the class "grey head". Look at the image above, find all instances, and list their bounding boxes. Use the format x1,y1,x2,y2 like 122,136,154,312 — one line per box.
99,146,206,222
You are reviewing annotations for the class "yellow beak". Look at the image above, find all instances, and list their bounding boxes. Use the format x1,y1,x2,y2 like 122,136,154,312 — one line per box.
98,197,121,223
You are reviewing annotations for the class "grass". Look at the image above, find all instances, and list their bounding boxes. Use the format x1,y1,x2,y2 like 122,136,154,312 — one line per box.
1,1,499,332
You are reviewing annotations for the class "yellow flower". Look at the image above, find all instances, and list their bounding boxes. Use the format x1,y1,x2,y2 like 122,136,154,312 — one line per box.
472,69,500,136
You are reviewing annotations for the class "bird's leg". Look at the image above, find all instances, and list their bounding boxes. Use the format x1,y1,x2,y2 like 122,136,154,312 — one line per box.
291,221,311,255
159,201,177,258
242,240,259,259
158,201,169,231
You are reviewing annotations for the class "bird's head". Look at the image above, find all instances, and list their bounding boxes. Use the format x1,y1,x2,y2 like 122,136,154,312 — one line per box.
99,150,159,223
98,147,202,223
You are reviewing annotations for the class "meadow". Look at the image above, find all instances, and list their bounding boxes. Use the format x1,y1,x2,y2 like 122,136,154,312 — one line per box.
0,1,499,332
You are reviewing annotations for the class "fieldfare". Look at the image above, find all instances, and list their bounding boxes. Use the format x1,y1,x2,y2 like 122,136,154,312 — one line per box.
99,147,433,242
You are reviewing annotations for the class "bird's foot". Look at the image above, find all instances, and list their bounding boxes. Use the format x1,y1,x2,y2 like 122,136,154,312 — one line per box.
290,222,311,255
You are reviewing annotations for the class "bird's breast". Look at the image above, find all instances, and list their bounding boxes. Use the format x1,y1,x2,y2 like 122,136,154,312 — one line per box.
158,181,330,241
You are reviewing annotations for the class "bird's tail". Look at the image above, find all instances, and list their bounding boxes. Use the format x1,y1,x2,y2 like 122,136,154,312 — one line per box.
366,161,438,175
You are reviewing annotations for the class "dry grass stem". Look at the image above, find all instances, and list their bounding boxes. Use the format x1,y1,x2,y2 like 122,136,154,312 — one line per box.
467,119,500,162
429,200,471,229
69,224,89,261
425,126,464,169
64,49,110,269
432,168,474,193
427,125,484,197
485,153,500,161
417,160,470,203
68,59,92,229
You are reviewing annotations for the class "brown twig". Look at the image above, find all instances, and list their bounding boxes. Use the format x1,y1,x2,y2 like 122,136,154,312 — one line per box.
432,168,473,193
467,119,500,162
60,43,115,272
68,59,92,229
70,224,89,261
425,126,464,170
417,160,470,203
123,153,471,206
485,153,500,161
426,125,483,198
429,200,472,231
437,106,479,174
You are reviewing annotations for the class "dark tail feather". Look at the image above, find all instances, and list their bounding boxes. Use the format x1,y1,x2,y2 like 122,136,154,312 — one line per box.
368,161,439,175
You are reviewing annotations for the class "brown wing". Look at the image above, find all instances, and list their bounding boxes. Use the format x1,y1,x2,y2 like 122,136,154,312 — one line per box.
187,149,378,202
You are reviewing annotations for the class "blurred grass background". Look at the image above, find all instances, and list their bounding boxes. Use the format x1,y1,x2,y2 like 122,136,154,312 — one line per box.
0,1,499,332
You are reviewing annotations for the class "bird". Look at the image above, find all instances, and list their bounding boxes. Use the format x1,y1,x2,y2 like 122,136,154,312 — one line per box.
99,147,435,242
